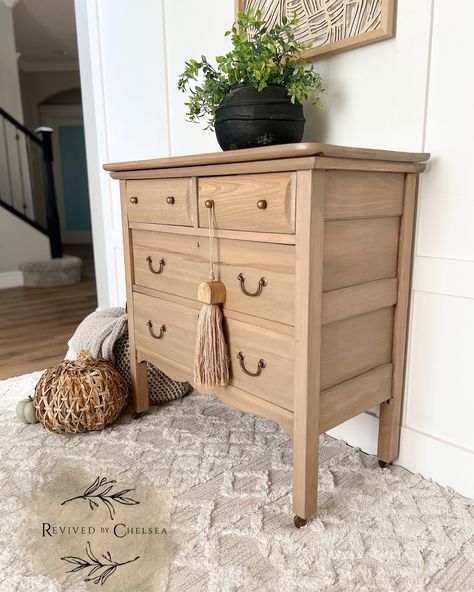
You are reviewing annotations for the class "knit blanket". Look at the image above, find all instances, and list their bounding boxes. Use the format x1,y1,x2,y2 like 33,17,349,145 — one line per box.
66,307,128,363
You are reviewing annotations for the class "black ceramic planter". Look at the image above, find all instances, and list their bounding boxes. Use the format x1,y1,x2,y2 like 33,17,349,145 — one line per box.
215,84,305,151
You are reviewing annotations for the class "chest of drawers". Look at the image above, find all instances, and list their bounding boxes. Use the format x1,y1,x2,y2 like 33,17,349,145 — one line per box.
105,143,429,526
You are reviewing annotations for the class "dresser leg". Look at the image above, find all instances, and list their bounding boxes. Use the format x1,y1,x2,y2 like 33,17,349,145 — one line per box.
130,359,149,413
291,169,324,527
378,174,418,465
377,397,402,465
292,428,319,524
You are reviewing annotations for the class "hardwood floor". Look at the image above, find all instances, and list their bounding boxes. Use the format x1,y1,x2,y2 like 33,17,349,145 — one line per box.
0,247,97,379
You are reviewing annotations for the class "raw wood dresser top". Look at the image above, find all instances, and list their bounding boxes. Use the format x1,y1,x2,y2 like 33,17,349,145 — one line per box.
103,142,430,173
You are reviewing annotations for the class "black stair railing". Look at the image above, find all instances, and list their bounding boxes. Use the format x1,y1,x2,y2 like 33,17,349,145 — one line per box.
0,106,62,258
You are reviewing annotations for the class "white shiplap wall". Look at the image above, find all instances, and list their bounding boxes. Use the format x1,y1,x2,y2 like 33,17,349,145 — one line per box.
76,0,474,496
75,0,171,307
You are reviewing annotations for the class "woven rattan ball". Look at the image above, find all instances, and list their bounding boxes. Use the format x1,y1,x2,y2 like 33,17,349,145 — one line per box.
34,350,128,434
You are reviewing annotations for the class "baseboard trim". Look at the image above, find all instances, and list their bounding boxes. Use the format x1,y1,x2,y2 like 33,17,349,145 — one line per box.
327,412,474,498
398,426,474,498
0,270,24,289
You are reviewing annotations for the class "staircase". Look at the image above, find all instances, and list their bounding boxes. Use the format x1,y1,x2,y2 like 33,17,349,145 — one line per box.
0,106,62,259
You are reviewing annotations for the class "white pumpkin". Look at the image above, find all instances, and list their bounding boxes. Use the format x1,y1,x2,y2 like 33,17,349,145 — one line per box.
16,396,38,424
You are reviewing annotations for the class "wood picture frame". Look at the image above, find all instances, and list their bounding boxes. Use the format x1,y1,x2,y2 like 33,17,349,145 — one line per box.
235,0,396,59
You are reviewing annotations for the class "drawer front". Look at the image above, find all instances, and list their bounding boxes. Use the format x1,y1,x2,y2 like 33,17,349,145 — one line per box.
134,292,197,368
126,178,194,226
132,230,295,325
198,172,296,233
225,317,294,411
133,292,294,411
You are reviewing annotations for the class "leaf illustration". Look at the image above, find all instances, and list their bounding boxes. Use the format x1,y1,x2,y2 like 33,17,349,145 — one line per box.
114,496,140,506
83,476,100,497
86,541,99,564
62,542,139,587
101,497,115,520
100,566,117,585
87,565,102,577
98,485,113,497
70,564,88,573
61,556,88,566
110,489,133,498
61,477,139,520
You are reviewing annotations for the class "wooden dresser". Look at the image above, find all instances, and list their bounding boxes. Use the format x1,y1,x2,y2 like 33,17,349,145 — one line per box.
104,143,429,526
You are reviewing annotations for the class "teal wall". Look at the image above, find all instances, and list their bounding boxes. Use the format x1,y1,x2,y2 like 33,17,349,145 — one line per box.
58,125,91,231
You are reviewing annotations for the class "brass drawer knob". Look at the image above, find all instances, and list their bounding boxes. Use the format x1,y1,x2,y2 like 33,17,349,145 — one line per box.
237,273,267,297
236,352,266,377
147,321,166,339
129,196,138,204
204,199,214,209
166,196,175,205
256,199,267,210
146,256,165,274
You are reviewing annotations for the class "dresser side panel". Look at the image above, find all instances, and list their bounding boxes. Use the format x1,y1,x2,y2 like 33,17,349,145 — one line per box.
120,179,148,412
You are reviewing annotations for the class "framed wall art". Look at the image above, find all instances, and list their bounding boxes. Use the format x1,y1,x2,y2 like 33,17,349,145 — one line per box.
235,0,396,59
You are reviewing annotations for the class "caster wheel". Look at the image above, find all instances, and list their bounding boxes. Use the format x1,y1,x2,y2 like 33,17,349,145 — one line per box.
294,515,307,528
133,412,144,420
378,459,389,468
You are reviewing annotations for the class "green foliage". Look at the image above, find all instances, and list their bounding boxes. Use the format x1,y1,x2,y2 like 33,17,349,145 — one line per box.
177,9,325,129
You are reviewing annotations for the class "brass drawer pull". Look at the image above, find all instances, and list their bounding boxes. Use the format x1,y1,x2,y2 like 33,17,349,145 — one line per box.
166,196,175,204
204,199,214,209
147,321,166,339
146,256,165,274
129,196,138,204
237,352,266,377
256,199,267,209
237,273,267,297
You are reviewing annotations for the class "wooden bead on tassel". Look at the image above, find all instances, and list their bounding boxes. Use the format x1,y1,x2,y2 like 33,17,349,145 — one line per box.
197,281,226,304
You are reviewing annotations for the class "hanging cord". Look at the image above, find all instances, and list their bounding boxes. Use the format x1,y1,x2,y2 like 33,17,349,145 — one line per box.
208,203,215,282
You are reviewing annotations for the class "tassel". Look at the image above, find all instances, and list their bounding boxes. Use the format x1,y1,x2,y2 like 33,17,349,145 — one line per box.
193,202,230,389
194,281,229,388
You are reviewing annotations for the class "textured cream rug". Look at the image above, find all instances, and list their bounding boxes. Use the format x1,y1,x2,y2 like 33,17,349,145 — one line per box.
1,371,473,592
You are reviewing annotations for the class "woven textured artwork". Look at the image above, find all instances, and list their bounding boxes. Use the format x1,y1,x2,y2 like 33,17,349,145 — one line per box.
238,0,395,58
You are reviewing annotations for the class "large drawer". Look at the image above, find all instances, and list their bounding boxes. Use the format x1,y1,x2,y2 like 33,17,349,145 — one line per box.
133,292,294,411
132,230,295,325
224,316,294,411
198,172,296,233
134,292,197,370
126,178,194,226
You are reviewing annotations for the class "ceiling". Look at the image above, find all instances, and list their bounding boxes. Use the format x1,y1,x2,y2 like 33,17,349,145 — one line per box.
12,0,79,71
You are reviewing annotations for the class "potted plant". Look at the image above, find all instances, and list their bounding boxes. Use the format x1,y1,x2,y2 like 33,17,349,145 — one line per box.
178,9,324,151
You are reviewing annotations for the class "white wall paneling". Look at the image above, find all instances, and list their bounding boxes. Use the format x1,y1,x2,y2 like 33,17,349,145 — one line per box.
75,0,170,307
163,0,234,156
405,291,474,452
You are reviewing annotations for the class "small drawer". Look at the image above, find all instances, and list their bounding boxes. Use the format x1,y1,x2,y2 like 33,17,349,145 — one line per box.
134,292,197,368
198,172,295,233
126,178,194,226
132,230,296,325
